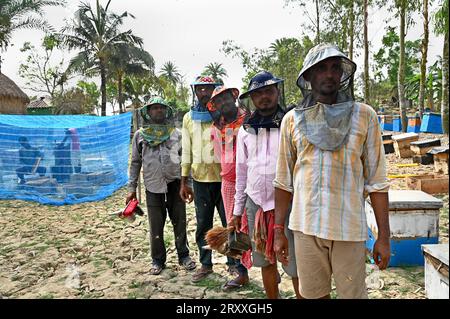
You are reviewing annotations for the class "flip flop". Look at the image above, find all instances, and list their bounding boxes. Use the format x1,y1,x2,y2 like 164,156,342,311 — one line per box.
150,263,165,275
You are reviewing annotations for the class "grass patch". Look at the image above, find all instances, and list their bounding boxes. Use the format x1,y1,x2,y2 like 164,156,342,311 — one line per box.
192,276,224,289
39,293,54,299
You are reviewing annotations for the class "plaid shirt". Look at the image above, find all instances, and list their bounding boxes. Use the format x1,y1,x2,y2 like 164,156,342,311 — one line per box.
273,103,389,241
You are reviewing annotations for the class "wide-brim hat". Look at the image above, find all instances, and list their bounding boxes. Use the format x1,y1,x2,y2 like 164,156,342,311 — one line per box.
296,43,356,95
239,71,284,99
140,96,173,121
206,86,239,111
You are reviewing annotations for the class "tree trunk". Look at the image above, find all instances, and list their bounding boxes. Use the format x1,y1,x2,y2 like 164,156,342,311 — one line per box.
349,0,355,61
100,62,107,116
363,0,370,104
315,0,321,44
442,29,449,134
118,74,124,113
398,1,408,132
418,0,429,117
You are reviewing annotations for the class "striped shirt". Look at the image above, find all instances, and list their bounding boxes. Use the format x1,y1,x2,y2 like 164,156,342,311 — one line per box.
181,111,222,183
273,103,389,241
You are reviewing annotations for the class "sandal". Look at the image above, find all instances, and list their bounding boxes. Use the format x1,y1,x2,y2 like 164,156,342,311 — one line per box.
179,257,196,271
150,263,165,275
191,266,213,283
222,276,249,291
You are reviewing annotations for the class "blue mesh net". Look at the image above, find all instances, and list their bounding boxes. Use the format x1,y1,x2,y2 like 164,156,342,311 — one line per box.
0,113,132,205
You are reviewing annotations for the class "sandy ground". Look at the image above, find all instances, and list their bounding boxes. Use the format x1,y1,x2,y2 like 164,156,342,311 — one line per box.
0,133,448,299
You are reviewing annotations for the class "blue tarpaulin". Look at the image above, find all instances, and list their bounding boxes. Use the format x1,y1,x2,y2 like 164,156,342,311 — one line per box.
0,113,131,205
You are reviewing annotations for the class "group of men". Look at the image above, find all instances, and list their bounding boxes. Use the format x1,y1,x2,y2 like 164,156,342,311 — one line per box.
126,43,391,299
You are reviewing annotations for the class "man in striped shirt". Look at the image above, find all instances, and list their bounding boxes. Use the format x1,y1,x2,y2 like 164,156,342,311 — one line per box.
273,43,390,299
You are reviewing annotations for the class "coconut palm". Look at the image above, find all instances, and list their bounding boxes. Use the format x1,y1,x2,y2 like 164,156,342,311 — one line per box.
0,0,65,71
57,0,143,116
108,43,155,113
159,61,181,86
202,62,227,84
0,0,65,50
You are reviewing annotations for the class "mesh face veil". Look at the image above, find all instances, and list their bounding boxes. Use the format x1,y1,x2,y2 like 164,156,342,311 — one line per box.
296,43,356,101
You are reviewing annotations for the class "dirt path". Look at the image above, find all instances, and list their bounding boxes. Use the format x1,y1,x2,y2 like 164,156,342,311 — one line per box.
0,133,448,299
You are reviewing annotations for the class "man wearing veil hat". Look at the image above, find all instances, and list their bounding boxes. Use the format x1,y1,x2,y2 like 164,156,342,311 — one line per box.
232,71,300,299
273,43,390,299
127,97,195,276
180,76,235,282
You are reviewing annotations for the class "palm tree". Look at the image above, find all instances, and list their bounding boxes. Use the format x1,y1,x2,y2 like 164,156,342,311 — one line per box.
57,0,143,116
108,43,154,113
202,62,227,84
159,61,181,86
0,0,65,71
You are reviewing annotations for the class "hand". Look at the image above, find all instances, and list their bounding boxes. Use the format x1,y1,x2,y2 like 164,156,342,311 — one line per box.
274,230,289,266
373,238,390,270
125,192,137,205
179,184,194,204
231,215,242,233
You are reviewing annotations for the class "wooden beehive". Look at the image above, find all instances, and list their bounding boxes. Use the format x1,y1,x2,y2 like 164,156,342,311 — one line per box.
410,139,441,155
406,174,449,194
428,147,449,175
382,134,394,154
392,133,420,158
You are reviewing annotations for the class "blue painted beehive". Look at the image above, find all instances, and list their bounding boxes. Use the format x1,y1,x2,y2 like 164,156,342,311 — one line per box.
407,116,421,133
392,115,402,132
380,115,393,131
366,190,442,267
420,112,443,134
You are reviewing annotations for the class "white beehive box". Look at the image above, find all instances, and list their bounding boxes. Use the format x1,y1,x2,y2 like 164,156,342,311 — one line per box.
421,244,449,299
366,190,443,266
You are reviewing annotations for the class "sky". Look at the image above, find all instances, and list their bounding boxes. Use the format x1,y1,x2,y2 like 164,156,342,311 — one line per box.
1,0,445,114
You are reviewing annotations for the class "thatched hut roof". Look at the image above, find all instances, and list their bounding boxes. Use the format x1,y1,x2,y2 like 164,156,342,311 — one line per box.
0,73,30,104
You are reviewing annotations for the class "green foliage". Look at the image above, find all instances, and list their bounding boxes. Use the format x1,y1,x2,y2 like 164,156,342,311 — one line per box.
57,0,143,115
18,35,68,97
373,27,421,86
433,0,449,35
0,0,65,50
52,84,98,115
222,36,314,105
201,62,227,84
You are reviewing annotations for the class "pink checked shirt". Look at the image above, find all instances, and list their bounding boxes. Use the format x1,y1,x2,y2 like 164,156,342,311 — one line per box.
233,126,280,216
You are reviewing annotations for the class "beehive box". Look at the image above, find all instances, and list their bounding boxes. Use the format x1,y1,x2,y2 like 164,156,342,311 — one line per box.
380,115,393,131
407,116,421,133
428,147,449,175
410,139,441,155
406,175,449,194
382,134,395,154
366,190,443,266
392,115,402,132
392,133,420,158
421,244,449,299
420,113,443,134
